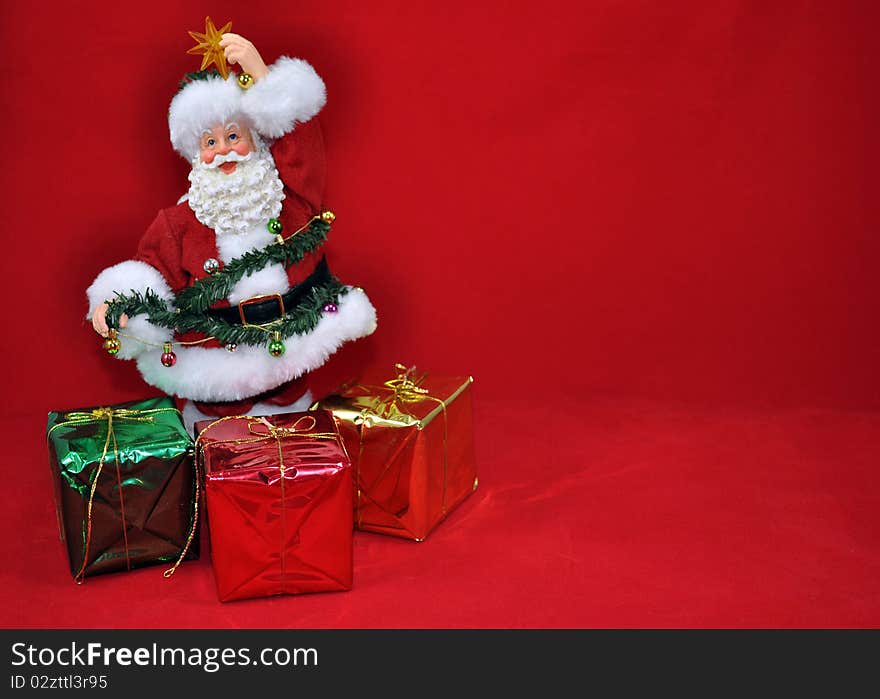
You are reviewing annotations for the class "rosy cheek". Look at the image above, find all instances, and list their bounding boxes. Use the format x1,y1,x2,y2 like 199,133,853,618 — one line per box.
231,142,250,156
201,150,216,164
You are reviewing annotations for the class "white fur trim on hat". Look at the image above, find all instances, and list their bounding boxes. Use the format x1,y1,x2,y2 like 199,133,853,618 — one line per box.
134,286,377,402
168,57,326,160
169,74,243,161
85,260,174,359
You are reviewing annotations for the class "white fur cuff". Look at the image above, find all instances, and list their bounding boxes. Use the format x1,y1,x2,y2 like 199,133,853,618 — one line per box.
86,260,174,317
86,260,174,360
241,57,327,139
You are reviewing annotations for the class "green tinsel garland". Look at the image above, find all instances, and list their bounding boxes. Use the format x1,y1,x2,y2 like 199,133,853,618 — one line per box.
177,68,224,92
108,280,348,347
104,217,340,347
173,218,330,312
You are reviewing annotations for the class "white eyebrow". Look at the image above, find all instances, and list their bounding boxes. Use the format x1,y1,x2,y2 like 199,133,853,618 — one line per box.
225,122,241,130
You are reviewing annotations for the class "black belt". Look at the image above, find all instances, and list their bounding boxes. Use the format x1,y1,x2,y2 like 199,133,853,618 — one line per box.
205,256,332,325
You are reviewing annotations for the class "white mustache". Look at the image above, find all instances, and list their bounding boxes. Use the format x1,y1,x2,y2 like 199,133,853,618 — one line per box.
204,150,254,169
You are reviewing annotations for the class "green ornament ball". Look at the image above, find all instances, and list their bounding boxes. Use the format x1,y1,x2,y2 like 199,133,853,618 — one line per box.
267,218,283,235
268,339,286,357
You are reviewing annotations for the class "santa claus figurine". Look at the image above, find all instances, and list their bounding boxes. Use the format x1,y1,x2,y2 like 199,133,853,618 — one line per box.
87,31,377,432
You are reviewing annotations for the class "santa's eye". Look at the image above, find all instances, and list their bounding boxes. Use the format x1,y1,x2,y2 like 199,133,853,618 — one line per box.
228,132,239,141
206,138,216,147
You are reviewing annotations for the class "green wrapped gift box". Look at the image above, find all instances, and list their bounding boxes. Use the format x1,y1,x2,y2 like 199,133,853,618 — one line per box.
46,396,199,582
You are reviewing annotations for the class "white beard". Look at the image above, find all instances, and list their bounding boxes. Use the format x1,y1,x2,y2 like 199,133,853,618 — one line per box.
187,141,285,238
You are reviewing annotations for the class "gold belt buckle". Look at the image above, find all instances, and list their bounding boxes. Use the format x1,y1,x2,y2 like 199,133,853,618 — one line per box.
238,293,285,326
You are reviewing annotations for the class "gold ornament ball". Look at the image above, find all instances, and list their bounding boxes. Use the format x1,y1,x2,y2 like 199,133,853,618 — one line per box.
237,72,254,89
103,337,121,355
321,210,336,223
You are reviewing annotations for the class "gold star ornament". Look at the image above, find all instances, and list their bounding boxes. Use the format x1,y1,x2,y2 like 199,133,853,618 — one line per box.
187,16,232,78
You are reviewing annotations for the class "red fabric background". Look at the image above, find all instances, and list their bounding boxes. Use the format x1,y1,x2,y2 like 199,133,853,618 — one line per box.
1,1,878,627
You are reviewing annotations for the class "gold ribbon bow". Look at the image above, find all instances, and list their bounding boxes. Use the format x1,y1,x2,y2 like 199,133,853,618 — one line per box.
383,363,431,399
352,364,444,424
246,414,339,457
165,414,338,582
47,407,179,584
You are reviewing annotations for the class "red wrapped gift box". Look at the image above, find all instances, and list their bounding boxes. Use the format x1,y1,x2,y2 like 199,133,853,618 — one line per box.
195,411,352,602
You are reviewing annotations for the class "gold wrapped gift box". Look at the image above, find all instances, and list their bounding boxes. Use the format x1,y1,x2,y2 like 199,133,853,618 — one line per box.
312,364,477,541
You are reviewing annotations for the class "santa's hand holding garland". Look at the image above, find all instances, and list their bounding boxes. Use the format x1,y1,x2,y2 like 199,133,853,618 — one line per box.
87,21,377,431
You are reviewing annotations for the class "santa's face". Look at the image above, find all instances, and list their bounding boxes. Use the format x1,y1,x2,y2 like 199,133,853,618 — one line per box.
199,122,256,174
187,127,284,238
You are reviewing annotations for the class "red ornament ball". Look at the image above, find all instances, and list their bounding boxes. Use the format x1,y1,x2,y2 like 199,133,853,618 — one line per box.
161,342,177,367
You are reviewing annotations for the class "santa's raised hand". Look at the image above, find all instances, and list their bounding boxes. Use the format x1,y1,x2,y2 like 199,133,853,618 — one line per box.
220,33,269,81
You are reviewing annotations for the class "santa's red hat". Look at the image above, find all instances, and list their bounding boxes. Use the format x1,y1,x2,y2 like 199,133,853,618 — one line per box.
168,57,327,161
